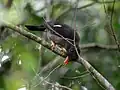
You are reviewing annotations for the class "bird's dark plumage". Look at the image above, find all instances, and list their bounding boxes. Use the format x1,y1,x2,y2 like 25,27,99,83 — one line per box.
25,21,80,64
25,25,45,31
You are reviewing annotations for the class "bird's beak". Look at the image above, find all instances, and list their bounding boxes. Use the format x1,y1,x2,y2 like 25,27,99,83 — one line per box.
64,56,69,65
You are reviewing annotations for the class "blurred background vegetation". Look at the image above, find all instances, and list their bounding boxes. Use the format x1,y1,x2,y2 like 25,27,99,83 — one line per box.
0,0,120,90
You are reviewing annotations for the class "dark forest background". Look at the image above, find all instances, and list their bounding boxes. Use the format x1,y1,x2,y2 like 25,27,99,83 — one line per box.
0,0,120,90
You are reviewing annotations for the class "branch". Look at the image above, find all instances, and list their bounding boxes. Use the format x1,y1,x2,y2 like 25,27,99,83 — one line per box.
91,0,120,4
61,71,89,80
31,63,72,90
31,64,72,90
5,24,115,90
45,81,72,90
5,24,66,58
56,0,120,20
56,2,96,20
109,0,120,52
39,56,61,74
80,43,118,50
33,64,63,88
102,0,120,52
77,57,115,90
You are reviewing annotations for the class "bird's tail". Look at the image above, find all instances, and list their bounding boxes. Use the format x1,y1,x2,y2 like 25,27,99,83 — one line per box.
25,24,46,31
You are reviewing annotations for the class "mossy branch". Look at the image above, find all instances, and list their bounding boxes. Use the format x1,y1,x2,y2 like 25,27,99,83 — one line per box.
5,24,115,90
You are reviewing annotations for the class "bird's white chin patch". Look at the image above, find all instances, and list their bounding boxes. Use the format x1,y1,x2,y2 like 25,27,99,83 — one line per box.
53,25,62,27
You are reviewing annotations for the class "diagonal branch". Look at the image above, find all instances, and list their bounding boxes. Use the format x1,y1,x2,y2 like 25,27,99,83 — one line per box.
33,64,63,88
5,24,115,90
92,0,120,4
32,63,72,90
56,2,96,20
77,57,115,90
109,0,120,52
81,43,118,50
56,0,120,20
44,81,72,90
5,24,66,58
103,0,120,52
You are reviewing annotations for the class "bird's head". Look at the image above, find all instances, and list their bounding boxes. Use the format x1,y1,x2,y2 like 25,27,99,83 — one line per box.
67,46,80,59
64,46,80,65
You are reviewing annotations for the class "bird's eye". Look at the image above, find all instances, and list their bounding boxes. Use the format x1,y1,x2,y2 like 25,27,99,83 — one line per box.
70,49,74,52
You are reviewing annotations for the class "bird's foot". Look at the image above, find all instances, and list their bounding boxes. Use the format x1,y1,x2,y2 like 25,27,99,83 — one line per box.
60,48,66,56
51,41,56,50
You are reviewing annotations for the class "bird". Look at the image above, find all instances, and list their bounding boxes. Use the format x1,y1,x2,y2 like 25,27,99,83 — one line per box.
25,20,80,65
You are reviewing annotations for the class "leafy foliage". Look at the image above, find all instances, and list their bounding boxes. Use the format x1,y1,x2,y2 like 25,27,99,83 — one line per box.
0,0,120,90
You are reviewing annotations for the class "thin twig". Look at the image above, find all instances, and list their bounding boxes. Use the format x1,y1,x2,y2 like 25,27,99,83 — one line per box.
109,0,120,52
57,0,120,20
57,2,96,20
45,81,72,90
33,64,63,87
32,56,61,82
31,63,72,90
95,0,119,4
103,0,120,52
81,43,118,50
102,0,107,14
61,71,89,80
39,56,61,74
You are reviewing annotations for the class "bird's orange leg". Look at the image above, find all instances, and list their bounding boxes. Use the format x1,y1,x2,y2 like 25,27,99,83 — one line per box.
60,47,66,55
51,41,56,50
